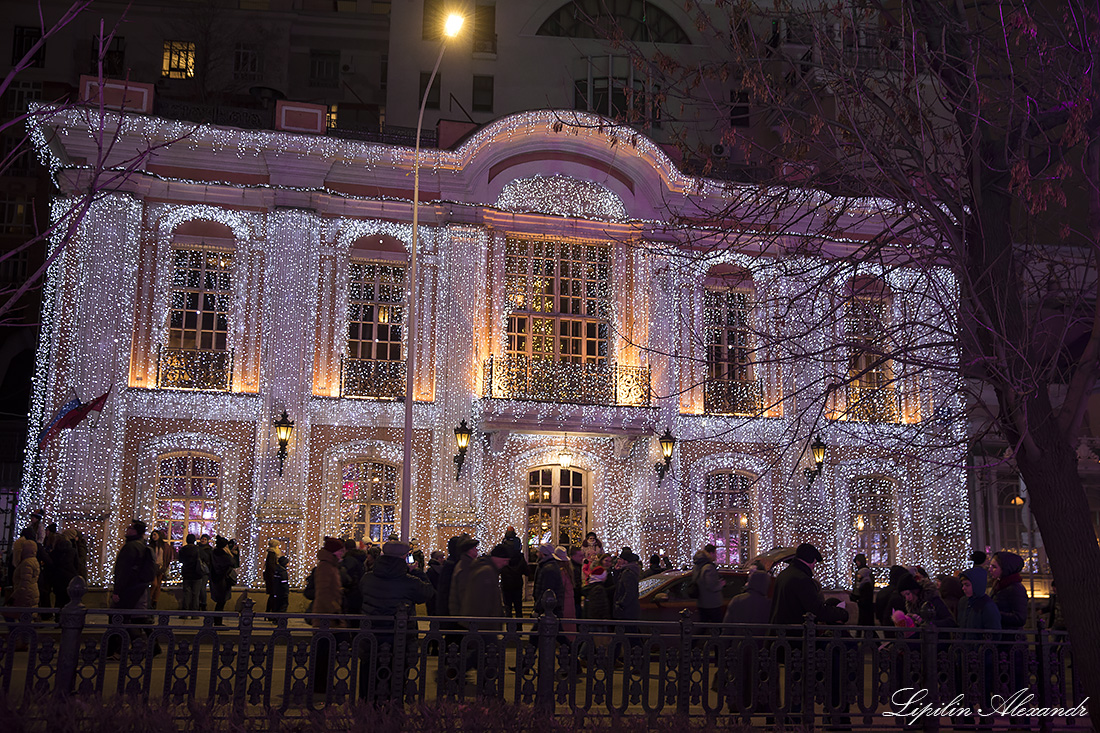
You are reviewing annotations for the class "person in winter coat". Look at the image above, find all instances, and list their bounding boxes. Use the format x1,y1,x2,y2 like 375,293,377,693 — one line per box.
718,569,772,705
263,539,283,612
850,554,875,627
8,532,40,611
899,574,956,628
581,565,612,621
499,538,528,618
425,550,445,616
178,534,209,615
111,520,157,610
612,549,641,621
360,540,434,618
50,528,79,608
691,544,726,622
935,574,964,620
553,546,578,632
956,567,1001,636
148,529,172,609
209,536,238,624
453,544,510,627
447,535,480,616
569,546,585,615
643,554,663,578
436,535,468,617
310,536,347,623
989,551,1029,630
874,565,911,626
340,539,368,617
532,543,565,616
501,526,524,559
770,543,849,626
271,555,290,613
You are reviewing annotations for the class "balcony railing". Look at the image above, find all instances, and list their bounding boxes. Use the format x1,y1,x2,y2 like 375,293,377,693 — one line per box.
156,346,233,391
845,383,899,423
704,378,764,416
483,355,650,406
340,357,406,400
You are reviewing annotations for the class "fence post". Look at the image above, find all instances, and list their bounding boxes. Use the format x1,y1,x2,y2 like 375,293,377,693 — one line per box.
922,624,940,733
535,589,558,714
1036,618,1053,733
802,613,816,733
54,576,88,699
233,595,255,710
394,603,409,701
677,608,693,716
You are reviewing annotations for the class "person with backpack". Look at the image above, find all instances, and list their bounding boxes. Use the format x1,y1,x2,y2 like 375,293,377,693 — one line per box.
690,544,726,622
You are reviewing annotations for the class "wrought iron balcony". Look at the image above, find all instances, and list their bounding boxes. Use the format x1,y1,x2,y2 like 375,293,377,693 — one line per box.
704,378,764,417
156,347,233,391
845,384,900,423
482,355,650,407
340,357,406,400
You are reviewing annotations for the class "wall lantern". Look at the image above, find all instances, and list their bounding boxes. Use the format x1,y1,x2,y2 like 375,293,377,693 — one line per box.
454,419,473,479
655,428,676,483
806,434,826,486
274,410,294,476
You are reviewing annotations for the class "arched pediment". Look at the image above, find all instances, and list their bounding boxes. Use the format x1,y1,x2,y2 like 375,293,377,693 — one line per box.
496,174,627,221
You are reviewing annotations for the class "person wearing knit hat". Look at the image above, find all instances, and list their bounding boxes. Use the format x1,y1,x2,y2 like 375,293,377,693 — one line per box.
382,540,411,557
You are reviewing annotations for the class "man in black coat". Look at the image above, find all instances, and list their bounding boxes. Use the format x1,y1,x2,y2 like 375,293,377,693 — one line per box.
178,533,208,615
111,520,157,610
770,543,848,625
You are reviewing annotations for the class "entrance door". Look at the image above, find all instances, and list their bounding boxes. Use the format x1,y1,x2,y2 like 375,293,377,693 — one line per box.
525,466,587,560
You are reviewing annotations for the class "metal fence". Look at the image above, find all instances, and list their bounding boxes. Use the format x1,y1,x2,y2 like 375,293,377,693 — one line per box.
1,582,1088,730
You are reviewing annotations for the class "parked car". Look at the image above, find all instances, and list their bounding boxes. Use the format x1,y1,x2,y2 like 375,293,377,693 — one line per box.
637,569,749,622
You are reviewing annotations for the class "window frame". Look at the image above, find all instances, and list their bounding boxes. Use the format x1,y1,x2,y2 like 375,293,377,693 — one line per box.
12,26,45,68
849,476,897,577
154,450,221,552
472,74,494,112
703,471,756,567
162,40,196,79
340,459,400,543
309,49,340,88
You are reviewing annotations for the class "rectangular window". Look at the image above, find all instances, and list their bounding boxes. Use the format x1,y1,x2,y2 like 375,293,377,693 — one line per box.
310,50,340,88
419,71,441,110
12,26,45,68
233,43,261,81
1,80,41,118
845,292,897,422
0,196,31,234
90,35,125,77
162,40,195,79
472,75,493,112
168,249,232,352
347,260,406,361
704,287,761,415
575,72,660,128
0,248,29,284
327,104,338,129
473,5,497,53
730,90,750,127
0,135,31,177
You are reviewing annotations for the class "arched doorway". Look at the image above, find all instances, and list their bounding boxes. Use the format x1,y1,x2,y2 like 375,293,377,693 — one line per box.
524,465,588,559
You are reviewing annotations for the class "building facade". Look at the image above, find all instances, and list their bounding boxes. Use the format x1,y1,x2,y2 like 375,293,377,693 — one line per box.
23,102,969,588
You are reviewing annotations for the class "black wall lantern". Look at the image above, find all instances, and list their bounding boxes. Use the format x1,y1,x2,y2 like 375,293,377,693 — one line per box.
654,428,676,483
454,419,472,479
274,410,294,476
805,434,826,486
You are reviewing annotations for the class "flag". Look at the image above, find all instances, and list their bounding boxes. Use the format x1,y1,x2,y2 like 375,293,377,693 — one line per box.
37,387,111,450
36,391,80,450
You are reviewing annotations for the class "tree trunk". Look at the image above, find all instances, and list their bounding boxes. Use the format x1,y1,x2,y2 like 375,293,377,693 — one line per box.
1015,407,1100,728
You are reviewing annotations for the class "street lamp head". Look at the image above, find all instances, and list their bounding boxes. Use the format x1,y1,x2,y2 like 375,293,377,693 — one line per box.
454,419,472,451
444,13,464,38
658,428,676,461
811,434,826,468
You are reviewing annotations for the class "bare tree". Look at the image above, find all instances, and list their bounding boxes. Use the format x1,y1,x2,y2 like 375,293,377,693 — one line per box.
581,0,1100,721
1,2,187,325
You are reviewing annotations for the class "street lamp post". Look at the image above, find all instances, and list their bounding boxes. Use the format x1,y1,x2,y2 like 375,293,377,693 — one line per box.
401,13,464,543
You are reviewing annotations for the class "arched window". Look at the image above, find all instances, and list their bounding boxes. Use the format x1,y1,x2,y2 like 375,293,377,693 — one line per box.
844,276,896,422
537,1,690,44
849,476,897,576
704,266,760,415
341,459,399,543
155,451,220,550
703,471,755,566
525,466,588,559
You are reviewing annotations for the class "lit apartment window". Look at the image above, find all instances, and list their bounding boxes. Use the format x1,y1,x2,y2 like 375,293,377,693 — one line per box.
849,476,897,575
505,237,610,368
704,276,760,416
0,196,31,234
233,43,261,81
472,75,494,112
327,104,338,129
342,260,407,399
158,248,233,390
845,276,897,422
703,471,755,566
341,459,398,543
156,452,220,550
12,26,45,68
418,72,441,110
162,40,195,79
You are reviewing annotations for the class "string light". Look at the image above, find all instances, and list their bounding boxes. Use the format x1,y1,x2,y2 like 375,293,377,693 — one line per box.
20,107,968,589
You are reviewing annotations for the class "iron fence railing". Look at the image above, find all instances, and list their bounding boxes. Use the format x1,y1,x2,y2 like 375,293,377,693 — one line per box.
844,383,899,423
156,346,234,391
339,357,406,400
482,355,651,407
703,378,764,416
0,582,1087,730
